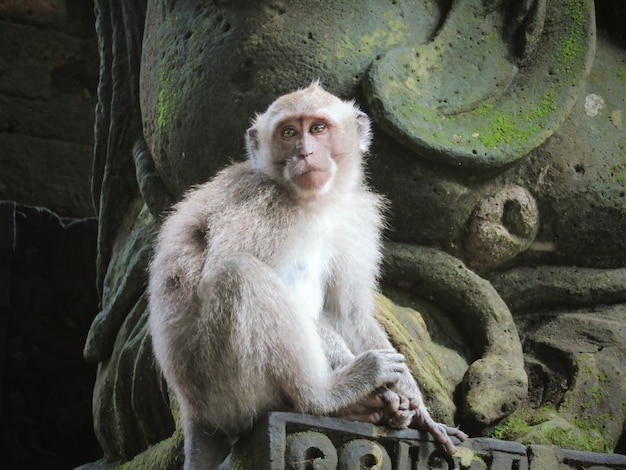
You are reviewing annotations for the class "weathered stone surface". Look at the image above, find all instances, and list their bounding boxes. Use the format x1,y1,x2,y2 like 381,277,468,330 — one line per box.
0,134,94,216
368,37,626,271
139,0,444,199
382,243,528,432
0,4,98,217
227,412,626,469
364,0,595,172
491,304,626,453
0,93,96,144
0,0,96,36
464,185,539,272
85,203,175,462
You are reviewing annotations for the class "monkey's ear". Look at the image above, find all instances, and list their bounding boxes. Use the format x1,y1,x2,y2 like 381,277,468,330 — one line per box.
246,125,259,161
355,110,372,153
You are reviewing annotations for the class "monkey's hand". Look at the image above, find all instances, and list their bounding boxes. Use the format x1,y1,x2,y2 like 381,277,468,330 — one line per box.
410,401,469,455
380,389,415,428
332,388,413,428
351,349,408,390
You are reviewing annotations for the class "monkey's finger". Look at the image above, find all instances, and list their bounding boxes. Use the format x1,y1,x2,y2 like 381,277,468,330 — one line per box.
397,395,409,410
387,409,414,429
381,389,400,411
444,426,469,442
420,421,459,455
411,405,469,455
385,391,410,411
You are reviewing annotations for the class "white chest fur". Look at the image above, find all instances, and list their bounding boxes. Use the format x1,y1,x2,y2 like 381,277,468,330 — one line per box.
276,214,334,321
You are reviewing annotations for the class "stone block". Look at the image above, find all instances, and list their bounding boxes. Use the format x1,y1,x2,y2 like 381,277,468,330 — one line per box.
0,0,95,36
0,20,98,139
0,133,94,216
0,93,96,144
227,412,626,469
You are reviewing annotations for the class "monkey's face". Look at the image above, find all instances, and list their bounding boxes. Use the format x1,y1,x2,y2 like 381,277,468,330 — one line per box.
246,82,371,200
273,115,338,197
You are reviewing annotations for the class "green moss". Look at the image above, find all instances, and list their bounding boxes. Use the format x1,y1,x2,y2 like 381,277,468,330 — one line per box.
477,111,541,150
490,404,610,453
483,29,498,55
336,12,408,60
472,0,582,150
156,63,175,130
612,162,626,184
118,427,185,469
534,90,557,118
474,102,494,117
157,88,169,128
535,426,605,452
556,0,586,77
155,55,188,130
229,447,257,470
471,0,588,151
473,453,488,470
471,88,556,150
491,406,545,440
591,386,603,405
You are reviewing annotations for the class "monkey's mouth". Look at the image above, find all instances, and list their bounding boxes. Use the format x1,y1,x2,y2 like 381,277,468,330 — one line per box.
294,169,330,191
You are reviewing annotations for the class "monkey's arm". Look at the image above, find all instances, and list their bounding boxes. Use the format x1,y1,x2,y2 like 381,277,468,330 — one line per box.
317,320,415,427
326,283,468,453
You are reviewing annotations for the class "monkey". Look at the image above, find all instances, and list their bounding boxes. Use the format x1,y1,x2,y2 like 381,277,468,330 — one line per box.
148,82,468,469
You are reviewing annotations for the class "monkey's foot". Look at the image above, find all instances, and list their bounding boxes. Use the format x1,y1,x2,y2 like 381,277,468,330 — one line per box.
412,403,469,455
380,389,415,429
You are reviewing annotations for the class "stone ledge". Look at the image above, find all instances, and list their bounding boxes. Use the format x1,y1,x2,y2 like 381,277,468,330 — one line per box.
228,412,626,469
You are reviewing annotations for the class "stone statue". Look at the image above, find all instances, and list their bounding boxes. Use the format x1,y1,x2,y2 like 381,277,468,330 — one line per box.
79,0,626,468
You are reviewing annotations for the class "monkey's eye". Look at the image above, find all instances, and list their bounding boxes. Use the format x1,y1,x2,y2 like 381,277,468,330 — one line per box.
281,127,298,139
310,123,326,134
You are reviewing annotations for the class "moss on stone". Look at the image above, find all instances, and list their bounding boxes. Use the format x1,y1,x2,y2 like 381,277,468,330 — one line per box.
228,447,257,470
375,294,458,422
156,88,169,129
613,162,626,184
156,63,176,130
335,10,409,61
616,67,626,89
117,427,184,470
490,401,612,453
558,0,587,77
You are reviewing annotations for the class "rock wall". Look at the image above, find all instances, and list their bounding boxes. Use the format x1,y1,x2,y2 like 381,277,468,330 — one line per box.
0,0,98,217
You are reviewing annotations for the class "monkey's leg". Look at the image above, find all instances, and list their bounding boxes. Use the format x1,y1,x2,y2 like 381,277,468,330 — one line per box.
177,253,408,469
182,421,231,470
194,253,408,425
317,321,355,369
318,322,414,427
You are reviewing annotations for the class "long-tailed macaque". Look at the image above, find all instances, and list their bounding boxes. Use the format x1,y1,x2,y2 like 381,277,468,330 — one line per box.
148,82,468,469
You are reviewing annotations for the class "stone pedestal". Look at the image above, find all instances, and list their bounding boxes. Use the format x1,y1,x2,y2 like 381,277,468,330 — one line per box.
229,412,626,470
